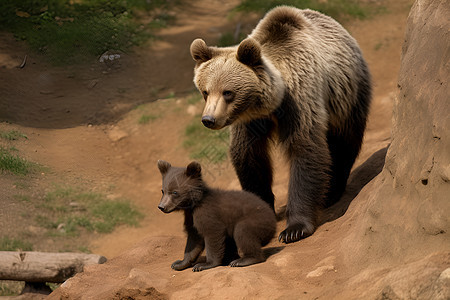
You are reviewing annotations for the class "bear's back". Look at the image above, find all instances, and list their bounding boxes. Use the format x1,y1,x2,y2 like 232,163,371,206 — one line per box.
249,6,367,123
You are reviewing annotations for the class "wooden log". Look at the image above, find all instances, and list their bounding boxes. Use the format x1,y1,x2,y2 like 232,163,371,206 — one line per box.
0,251,107,283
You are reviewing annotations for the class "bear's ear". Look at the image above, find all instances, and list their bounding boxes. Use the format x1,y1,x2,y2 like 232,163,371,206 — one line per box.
157,160,171,175
237,38,262,67
190,39,212,64
186,161,202,178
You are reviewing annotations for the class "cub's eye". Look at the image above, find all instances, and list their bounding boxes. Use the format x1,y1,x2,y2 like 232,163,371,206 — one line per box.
202,91,208,100
161,189,164,195
223,90,234,102
171,191,178,195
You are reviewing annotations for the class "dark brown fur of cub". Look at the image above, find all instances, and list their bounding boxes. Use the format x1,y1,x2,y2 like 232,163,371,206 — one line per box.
157,160,276,272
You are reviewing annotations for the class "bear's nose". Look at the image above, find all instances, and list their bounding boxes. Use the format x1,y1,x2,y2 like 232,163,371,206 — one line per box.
202,115,216,128
158,205,165,212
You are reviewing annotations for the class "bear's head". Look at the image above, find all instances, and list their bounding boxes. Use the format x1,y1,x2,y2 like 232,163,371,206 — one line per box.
190,38,285,130
157,160,205,213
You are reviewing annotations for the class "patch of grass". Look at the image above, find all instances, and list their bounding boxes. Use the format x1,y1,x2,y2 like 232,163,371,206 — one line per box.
0,147,36,175
0,130,27,141
35,186,143,236
234,0,371,21
13,181,30,189
47,283,60,292
0,236,33,251
166,91,176,99
184,116,230,163
217,30,248,47
374,42,383,51
0,0,177,65
187,93,202,105
0,281,24,297
13,194,30,202
78,246,91,253
218,32,237,47
138,114,159,124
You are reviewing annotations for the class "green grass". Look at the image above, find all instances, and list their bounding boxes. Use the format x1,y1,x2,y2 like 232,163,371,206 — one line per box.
0,236,33,251
187,93,202,105
0,0,176,65
0,281,24,297
13,194,31,202
234,0,371,21
35,186,143,236
138,114,159,124
0,130,27,141
0,147,35,175
184,116,230,163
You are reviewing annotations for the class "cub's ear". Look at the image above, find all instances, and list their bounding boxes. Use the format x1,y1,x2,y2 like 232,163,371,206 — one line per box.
157,160,171,175
237,38,262,67
190,39,212,64
186,161,202,178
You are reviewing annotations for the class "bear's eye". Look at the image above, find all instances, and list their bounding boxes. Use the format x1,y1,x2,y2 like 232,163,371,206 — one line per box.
172,191,178,196
223,91,234,102
202,91,208,100
161,189,164,195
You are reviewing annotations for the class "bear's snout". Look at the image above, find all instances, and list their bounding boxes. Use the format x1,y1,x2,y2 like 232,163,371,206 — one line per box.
158,204,166,213
201,115,216,128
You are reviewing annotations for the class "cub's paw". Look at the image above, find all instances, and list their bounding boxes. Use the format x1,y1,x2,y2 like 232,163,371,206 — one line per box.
171,259,190,271
229,257,262,267
278,223,314,244
192,262,218,272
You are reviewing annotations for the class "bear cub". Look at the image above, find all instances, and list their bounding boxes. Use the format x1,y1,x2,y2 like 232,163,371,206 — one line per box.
157,160,276,272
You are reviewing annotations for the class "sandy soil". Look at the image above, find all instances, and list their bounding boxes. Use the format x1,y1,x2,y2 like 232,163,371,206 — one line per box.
0,0,419,297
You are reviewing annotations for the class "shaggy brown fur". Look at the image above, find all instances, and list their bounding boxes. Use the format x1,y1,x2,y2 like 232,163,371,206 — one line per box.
190,6,371,243
157,160,276,272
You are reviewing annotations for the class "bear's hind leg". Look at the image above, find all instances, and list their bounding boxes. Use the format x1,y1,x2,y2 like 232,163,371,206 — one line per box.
230,222,265,267
325,128,361,206
326,76,371,206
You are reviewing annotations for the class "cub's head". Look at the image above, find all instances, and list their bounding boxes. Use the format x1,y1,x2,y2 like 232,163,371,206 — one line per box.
190,38,284,130
157,160,204,213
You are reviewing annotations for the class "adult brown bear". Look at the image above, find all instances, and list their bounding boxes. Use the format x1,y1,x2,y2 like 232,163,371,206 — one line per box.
190,6,371,243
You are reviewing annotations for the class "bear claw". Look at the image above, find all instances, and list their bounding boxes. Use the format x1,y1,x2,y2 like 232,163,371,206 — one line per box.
279,224,313,243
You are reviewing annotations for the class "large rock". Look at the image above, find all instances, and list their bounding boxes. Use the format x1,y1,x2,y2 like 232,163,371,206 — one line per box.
47,1,449,299
338,0,450,297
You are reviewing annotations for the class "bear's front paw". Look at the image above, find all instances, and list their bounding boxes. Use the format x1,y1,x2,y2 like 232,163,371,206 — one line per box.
278,223,314,244
171,259,191,271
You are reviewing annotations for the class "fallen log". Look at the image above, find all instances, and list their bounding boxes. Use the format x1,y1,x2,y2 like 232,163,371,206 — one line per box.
0,251,107,283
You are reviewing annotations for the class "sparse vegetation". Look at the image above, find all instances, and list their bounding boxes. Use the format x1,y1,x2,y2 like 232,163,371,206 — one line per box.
184,116,230,163
34,186,143,236
0,147,36,175
215,0,376,47
0,236,33,251
0,130,27,141
234,0,370,21
0,281,24,297
139,114,159,124
0,0,177,64
187,93,202,105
